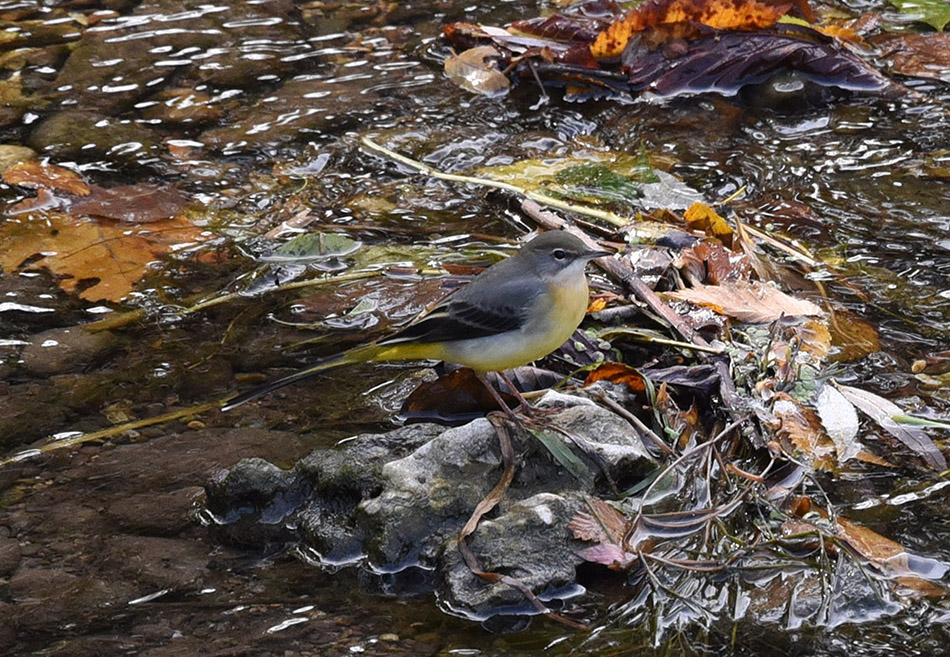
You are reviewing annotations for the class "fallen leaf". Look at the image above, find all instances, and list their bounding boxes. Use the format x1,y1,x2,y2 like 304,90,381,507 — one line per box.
444,45,511,97
773,394,836,471
684,202,734,247
876,32,950,83
591,0,789,59
69,184,190,223
3,161,90,196
585,361,647,394
815,384,861,464
569,497,635,569
668,281,823,322
0,213,209,302
836,518,949,596
795,320,832,360
827,309,880,361
888,0,950,32
834,383,947,470
675,240,752,286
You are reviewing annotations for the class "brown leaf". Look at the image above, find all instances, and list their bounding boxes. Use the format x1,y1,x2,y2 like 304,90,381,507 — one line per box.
0,213,209,302
675,240,752,286
70,184,190,223
836,518,948,596
3,161,90,196
668,281,822,322
444,45,510,97
876,33,950,83
828,309,880,362
772,393,836,471
569,498,635,569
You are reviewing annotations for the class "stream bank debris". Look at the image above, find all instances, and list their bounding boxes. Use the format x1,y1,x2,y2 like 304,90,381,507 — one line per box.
440,0,932,101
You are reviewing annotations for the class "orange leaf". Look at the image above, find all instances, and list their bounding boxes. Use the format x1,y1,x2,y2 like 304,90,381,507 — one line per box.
591,0,790,58
684,202,734,247
0,213,208,302
3,161,90,196
585,361,646,394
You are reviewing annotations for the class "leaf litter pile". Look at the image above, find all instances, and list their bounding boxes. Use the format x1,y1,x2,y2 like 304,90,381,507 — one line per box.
441,0,950,100
344,134,950,639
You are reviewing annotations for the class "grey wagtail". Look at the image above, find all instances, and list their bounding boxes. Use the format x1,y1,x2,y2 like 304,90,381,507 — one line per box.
222,230,610,411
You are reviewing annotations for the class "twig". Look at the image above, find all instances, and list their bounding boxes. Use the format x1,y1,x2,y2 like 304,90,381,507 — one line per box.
0,401,219,468
360,135,631,228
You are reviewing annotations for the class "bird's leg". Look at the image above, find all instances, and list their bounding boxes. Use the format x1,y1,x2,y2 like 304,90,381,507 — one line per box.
475,372,522,422
496,371,561,418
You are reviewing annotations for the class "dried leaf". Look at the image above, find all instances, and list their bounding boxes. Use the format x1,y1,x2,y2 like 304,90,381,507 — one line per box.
773,394,836,471
0,213,208,302
3,161,90,196
834,384,946,469
668,281,823,322
815,384,861,464
444,45,510,97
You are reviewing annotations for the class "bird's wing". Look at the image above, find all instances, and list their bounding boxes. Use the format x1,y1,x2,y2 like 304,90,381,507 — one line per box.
381,268,540,345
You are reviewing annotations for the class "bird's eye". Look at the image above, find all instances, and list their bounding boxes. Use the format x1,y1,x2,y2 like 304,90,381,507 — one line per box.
552,249,567,260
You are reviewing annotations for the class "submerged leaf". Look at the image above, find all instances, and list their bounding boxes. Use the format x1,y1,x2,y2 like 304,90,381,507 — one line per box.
668,281,823,322
888,0,950,31
0,213,208,302
877,33,950,83
835,383,946,470
3,161,90,196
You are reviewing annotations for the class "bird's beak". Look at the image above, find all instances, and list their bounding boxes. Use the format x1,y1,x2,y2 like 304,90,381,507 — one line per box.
584,248,612,260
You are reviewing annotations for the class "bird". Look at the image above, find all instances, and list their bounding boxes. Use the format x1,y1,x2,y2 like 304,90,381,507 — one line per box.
221,230,610,412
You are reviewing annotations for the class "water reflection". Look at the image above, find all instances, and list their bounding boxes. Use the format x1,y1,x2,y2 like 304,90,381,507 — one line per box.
2,0,950,655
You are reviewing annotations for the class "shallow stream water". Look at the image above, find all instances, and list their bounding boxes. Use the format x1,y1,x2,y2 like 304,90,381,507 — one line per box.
1,0,949,655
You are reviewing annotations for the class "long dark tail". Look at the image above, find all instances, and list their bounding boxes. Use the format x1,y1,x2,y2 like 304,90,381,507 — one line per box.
220,345,379,411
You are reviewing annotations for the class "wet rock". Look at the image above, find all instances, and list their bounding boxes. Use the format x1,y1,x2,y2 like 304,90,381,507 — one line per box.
137,88,224,125
0,144,36,172
0,602,14,650
28,109,162,161
0,381,68,452
440,493,587,620
8,567,134,632
100,535,209,591
106,486,204,536
18,325,118,377
204,394,655,619
44,0,305,112
0,535,21,576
